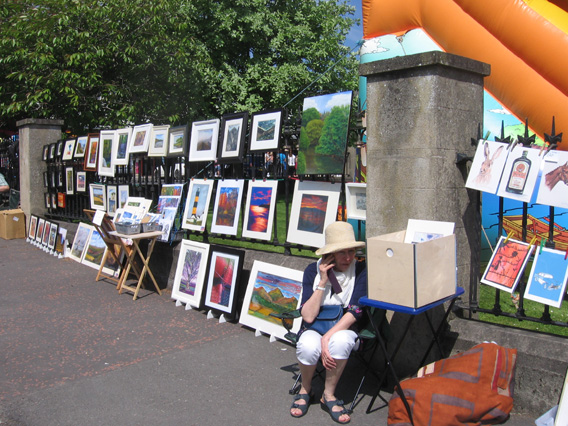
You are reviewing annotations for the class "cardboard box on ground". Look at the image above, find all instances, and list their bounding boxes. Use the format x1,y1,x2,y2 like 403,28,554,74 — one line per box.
366,230,457,308
0,209,26,240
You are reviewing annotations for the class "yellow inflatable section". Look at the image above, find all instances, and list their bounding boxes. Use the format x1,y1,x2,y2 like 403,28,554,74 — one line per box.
362,0,568,148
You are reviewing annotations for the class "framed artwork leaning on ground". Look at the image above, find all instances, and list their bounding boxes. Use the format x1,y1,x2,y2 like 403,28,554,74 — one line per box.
171,239,211,309
69,222,94,263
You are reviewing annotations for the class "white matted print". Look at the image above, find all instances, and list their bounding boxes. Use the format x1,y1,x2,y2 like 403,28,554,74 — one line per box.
148,124,170,157
218,112,248,163
113,127,132,166
107,185,118,217
128,123,153,154
74,135,88,159
249,110,282,152
65,167,74,195
465,140,508,193
496,145,542,202
81,228,107,271
239,260,303,342
171,239,210,308
118,185,129,209
211,179,245,236
242,179,278,241
188,119,219,162
345,182,367,221
536,150,568,209
98,130,116,177
286,180,341,248
69,222,94,263
168,124,188,157
89,183,106,211
76,171,87,192
62,138,76,161
404,219,455,244
524,247,568,308
182,179,214,232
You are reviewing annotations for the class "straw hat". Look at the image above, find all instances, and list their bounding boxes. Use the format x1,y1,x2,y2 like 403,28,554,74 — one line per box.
315,221,365,256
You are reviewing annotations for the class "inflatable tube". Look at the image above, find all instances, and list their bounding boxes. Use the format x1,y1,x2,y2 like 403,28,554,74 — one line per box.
362,0,568,148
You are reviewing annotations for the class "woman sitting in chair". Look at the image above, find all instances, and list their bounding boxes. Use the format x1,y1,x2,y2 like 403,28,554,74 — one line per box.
290,221,367,424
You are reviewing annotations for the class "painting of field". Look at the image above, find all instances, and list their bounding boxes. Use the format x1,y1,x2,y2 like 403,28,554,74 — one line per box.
247,270,301,325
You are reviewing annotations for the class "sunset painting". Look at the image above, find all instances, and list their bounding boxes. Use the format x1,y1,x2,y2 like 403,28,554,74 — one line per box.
211,179,245,236
298,194,328,234
247,186,272,233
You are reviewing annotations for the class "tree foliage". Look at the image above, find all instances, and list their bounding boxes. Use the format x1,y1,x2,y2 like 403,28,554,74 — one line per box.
0,0,358,133
315,104,350,156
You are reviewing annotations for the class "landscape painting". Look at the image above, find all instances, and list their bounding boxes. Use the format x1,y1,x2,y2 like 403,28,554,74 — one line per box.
249,110,282,152
211,180,244,236
81,229,107,270
171,240,210,308
298,194,328,234
297,91,352,175
239,261,303,341
242,180,278,241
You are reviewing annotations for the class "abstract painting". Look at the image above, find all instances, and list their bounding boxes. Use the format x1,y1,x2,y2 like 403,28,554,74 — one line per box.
241,180,278,241
239,260,303,342
181,179,214,232
524,247,568,308
171,239,210,308
210,179,244,236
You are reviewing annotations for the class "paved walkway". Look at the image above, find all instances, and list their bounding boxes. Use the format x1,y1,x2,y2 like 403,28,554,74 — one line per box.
0,238,535,425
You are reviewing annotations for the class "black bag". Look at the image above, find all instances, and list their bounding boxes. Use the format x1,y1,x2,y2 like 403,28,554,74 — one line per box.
306,305,343,335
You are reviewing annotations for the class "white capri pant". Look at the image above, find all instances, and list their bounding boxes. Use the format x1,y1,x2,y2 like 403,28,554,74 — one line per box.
296,329,360,366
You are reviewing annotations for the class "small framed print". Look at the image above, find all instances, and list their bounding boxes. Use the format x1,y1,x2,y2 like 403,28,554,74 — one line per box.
49,143,57,161
181,179,214,232
74,135,88,158
69,222,94,263
57,168,64,189
249,109,282,152
76,171,87,192
107,185,118,217
47,222,59,251
171,239,211,308
89,183,107,211
65,167,74,195
83,133,100,171
57,192,66,208
188,119,220,162
36,218,46,243
211,179,245,236
41,221,51,246
241,179,278,241
129,123,153,154
43,171,49,188
218,112,248,163
168,124,189,157
118,184,129,209
56,139,64,158
51,193,57,209
148,124,170,157
113,127,132,166
345,182,367,221
50,170,56,189
98,130,116,177
44,192,51,209
42,145,49,161
28,215,38,240
62,138,76,161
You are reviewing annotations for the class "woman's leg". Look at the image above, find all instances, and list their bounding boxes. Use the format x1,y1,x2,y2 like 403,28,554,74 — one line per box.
291,331,322,417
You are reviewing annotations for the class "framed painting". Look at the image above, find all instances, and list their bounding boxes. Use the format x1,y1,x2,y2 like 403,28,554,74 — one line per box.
481,236,534,293
44,192,51,209
65,167,74,195
28,215,38,240
76,171,87,192
113,127,132,166
57,192,66,208
181,179,214,232
41,221,51,246
42,145,49,161
148,124,170,157
83,133,100,171
69,222,94,263
81,229,107,271
49,143,57,161
50,170,56,188
404,219,455,244
89,183,107,211
496,144,542,203
43,171,49,188
47,222,59,251
524,247,568,308
188,119,220,162
107,185,118,217
203,246,245,321
239,260,303,341
56,139,64,158
465,140,508,194
35,218,46,243
168,124,189,157
171,239,211,308
98,130,116,177
128,123,153,154
51,193,58,209
345,182,367,221
218,112,248,163
55,227,67,255
249,109,282,152
57,168,64,189
74,135,88,158
536,150,568,209
297,91,352,175
118,184,129,209
241,179,278,241
286,180,341,248
210,179,245,236
62,138,76,161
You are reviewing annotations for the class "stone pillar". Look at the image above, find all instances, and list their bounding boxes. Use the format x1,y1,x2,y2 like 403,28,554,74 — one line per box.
360,51,490,372
17,118,64,218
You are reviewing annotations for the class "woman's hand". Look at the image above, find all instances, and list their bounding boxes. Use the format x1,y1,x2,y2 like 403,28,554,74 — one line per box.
320,332,337,370
319,254,335,285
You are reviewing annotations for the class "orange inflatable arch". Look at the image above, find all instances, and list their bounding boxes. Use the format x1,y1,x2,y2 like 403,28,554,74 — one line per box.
362,0,568,149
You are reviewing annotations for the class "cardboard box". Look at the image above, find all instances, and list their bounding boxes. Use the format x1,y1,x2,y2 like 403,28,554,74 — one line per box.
0,209,26,240
367,230,457,308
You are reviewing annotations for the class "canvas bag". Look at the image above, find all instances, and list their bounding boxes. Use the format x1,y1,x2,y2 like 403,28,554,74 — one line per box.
306,305,343,335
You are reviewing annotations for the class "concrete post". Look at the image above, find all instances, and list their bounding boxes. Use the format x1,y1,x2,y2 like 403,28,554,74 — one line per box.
360,51,490,372
17,118,64,218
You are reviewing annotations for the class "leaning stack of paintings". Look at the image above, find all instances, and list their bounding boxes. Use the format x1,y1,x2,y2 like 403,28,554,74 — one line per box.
26,214,67,258
155,184,185,242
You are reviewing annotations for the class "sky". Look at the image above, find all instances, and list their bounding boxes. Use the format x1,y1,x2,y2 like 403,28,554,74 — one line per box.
344,0,364,51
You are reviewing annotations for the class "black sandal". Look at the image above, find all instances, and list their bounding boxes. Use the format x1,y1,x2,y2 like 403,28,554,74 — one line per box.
321,395,351,424
290,392,313,418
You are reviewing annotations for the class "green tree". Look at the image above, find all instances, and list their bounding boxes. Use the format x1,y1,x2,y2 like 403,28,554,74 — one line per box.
301,107,320,128
0,0,358,133
299,128,310,151
306,119,324,146
315,104,350,156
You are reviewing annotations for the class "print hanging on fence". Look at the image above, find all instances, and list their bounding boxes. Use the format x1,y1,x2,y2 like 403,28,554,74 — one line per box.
241,179,278,241
148,124,170,157
171,239,210,308
249,110,282,153
297,91,353,175
98,130,116,177
465,140,509,194
188,119,220,162
345,182,367,221
480,236,534,293
181,179,214,232
524,247,568,308
83,133,100,171
167,124,188,157
74,136,88,159
62,138,76,161
211,179,245,236
218,112,248,163
536,150,568,209
65,167,74,195
128,123,153,154
286,180,341,248
204,246,245,321
239,260,303,342
496,145,542,203
113,127,132,166
89,183,107,211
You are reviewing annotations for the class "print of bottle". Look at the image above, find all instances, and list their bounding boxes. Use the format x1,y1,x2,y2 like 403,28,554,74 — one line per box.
506,150,531,194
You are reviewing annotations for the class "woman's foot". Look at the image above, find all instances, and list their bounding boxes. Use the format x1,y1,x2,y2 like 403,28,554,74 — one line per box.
321,394,351,424
290,389,313,418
